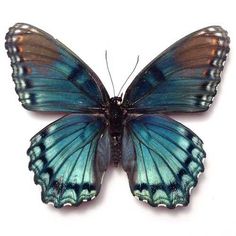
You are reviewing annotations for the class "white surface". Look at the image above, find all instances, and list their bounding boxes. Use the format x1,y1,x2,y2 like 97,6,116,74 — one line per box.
0,0,235,235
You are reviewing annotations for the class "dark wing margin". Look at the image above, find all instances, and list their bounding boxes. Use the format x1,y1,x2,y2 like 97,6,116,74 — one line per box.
123,26,230,113
5,23,109,113
27,114,110,207
122,115,205,208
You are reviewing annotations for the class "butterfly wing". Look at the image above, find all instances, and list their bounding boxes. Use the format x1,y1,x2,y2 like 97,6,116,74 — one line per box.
27,114,110,207
122,115,205,208
5,23,109,112
123,26,230,113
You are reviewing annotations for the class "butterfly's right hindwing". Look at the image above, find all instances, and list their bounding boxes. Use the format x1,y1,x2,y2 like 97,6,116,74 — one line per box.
122,115,205,208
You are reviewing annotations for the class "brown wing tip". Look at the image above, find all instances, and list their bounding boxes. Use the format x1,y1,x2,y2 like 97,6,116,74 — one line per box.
175,25,230,78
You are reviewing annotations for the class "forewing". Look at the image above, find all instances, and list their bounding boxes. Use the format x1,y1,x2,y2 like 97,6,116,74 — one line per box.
123,26,230,113
122,115,205,208
27,114,110,207
5,23,109,112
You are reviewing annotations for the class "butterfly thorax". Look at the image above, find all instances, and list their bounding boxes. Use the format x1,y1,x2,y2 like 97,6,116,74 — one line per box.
106,97,126,166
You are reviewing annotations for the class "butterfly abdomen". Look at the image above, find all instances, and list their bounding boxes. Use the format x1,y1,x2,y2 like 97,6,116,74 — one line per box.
111,135,122,166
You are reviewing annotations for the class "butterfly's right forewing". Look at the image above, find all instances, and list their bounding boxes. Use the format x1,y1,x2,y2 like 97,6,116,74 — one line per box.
123,26,230,113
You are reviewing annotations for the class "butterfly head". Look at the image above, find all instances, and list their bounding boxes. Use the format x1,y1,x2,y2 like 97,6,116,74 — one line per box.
109,96,122,105
107,96,123,121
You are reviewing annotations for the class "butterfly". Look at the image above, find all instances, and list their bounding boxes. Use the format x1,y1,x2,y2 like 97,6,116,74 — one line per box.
5,23,230,208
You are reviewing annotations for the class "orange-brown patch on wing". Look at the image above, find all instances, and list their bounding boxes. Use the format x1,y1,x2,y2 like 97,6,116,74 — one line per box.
178,35,214,50
211,38,218,45
26,67,32,74
16,34,60,65
175,35,219,67
16,35,24,43
211,49,217,56
18,46,23,53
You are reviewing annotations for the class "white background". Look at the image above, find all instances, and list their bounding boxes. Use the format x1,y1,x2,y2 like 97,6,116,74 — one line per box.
0,0,235,235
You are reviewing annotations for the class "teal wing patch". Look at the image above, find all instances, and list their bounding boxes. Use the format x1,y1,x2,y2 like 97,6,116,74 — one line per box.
122,115,206,208
28,114,110,208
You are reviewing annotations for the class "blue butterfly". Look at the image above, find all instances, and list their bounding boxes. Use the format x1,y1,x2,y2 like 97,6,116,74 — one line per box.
5,23,230,208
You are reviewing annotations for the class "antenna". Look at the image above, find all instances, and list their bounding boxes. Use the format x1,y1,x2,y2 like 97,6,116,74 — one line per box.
117,55,139,97
105,50,116,97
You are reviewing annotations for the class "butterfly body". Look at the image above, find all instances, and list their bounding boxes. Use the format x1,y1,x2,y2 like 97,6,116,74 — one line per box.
106,96,126,166
5,23,229,208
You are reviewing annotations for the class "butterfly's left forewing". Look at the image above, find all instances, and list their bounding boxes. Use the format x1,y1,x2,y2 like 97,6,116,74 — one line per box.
5,23,109,112
28,114,110,207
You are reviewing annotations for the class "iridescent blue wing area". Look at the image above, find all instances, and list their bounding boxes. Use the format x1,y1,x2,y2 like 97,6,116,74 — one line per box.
122,115,205,208
27,114,110,207
123,26,230,113
5,23,109,112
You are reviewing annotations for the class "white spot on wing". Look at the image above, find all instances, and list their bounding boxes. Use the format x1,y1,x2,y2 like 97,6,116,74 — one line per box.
63,203,72,206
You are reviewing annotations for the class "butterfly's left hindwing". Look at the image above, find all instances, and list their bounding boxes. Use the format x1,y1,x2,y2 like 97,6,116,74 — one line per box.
5,23,109,112
28,114,110,207
122,115,205,208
